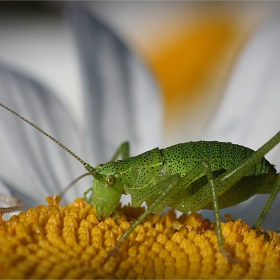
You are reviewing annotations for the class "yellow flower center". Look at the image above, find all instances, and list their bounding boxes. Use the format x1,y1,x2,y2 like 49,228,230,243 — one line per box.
0,196,279,279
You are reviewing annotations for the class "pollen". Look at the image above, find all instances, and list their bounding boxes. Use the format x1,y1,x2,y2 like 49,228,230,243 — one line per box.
0,196,279,279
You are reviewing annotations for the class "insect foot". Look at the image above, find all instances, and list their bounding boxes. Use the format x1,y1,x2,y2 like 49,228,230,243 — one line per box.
220,246,241,265
0,197,280,278
104,246,120,263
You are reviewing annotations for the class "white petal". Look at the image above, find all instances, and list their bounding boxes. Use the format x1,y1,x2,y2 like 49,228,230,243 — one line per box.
0,64,87,205
202,14,280,230
203,15,280,158
67,3,163,166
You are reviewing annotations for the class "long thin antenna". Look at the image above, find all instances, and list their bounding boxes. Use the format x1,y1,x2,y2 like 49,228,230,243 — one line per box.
0,102,88,167
59,172,94,197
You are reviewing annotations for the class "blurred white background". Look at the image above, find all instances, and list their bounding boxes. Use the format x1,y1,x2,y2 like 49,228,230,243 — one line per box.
0,1,278,141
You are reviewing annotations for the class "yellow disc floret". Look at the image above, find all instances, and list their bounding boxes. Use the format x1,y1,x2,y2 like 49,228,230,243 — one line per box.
0,196,279,279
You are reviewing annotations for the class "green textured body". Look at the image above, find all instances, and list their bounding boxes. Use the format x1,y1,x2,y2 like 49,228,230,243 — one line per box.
92,141,277,216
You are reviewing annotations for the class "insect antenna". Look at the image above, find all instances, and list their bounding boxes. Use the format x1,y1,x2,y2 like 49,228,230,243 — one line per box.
58,172,95,197
0,103,94,172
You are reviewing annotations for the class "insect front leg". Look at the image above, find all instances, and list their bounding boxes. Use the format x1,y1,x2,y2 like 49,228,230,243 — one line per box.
110,142,130,161
83,187,92,205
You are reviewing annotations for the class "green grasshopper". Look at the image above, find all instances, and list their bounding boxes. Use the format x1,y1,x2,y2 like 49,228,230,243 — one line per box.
0,102,280,262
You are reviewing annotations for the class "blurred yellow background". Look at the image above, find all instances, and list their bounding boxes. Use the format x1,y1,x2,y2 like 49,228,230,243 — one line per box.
149,15,243,145
84,1,277,147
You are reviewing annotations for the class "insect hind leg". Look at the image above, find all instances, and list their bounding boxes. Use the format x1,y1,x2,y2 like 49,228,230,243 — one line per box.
253,173,280,229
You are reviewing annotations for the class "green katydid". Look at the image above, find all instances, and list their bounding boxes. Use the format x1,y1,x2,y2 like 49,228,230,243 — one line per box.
0,102,280,263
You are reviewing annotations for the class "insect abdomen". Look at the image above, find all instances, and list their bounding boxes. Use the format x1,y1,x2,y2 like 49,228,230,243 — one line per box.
163,141,275,175
162,141,277,209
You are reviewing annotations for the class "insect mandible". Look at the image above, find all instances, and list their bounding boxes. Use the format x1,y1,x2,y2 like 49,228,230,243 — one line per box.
1,102,280,263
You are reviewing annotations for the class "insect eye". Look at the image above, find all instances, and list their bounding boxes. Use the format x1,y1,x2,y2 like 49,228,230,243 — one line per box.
95,164,103,169
105,175,116,187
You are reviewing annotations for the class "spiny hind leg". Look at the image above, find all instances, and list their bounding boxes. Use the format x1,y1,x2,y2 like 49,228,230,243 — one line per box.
253,174,280,229
110,142,130,161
